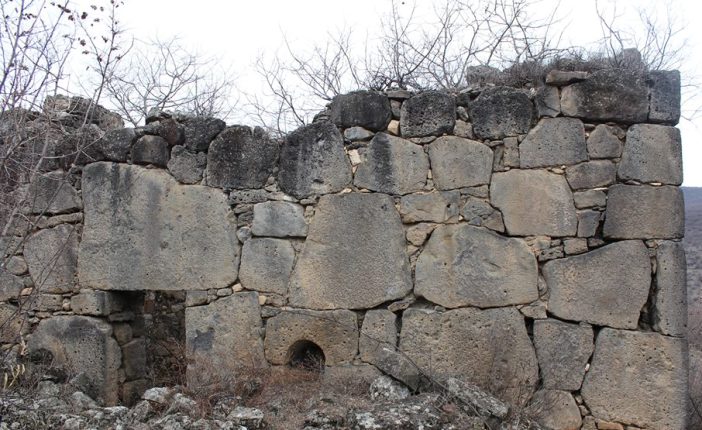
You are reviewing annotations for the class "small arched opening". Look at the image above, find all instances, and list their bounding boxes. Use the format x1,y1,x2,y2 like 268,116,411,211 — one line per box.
286,339,325,372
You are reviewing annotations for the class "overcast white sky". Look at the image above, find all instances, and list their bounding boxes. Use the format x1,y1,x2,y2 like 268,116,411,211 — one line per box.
110,0,702,186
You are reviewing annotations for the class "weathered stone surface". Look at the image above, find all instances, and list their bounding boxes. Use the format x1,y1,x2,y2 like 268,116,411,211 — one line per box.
535,86,560,117
427,136,493,190
525,390,582,430
0,303,23,343
330,91,392,131
27,171,81,215
519,118,587,168
264,309,358,365
186,292,266,383
70,290,124,316
460,198,505,232
344,126,375,141
561,70,649,123
573,189,606,209
167,145,206,184
24,224,78,293
618,124,682,185
0,270,23,301
400,91,456,138
122,338,146,380
131,135,170,167
251,201,307,237
648,70,681,124
239,238,295,295
581,329,688,429
399,191,459,223
603,184,684,239
79,163,239,291
83,127,135,164
400,307,538,405
206,126,278,189
545,70,589,85
354,133,428,194
360,309,397,364
470,87,533,140
289,193,412,309
491,170,577,237
5,256,27,276
278,122,352,198
152,118,184,146
27,316,121,405
543,240,651,329
370,375,410,401
653,241,687,336
577,210,601,237
533,319,593,391
587,124,622,158
446,378,509,419
416,224,538,308
181,116,226,152
565,161,616,190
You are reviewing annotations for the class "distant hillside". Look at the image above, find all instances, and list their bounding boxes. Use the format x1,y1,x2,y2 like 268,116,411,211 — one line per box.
684,187,702,347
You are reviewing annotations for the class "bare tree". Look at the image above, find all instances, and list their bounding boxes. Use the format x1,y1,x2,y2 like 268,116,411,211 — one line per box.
104,36,236,127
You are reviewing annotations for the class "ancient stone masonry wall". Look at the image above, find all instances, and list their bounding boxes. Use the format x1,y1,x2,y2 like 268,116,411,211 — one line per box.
0,69,687,429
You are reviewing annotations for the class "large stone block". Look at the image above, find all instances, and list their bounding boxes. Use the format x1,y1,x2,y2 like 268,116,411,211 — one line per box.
427,136,493,190
27,170,81,215
519,118,587,168
278,122,352,198
469,87,533,139
206,126,279,189
398,191,460,223
603,184,684,239
185,292,266,383
400,91,455,138
251,201,307,237
24,224,78,293
533,319,593,391
289,193,412,309
359,309,397,364
400,307,538,405
543,240,651,329
653,241,687,337
354,133,428,195
70,290,124,316
560,69,649,123
78,162,239,291
132,135,169,167
0,270,23,301
581,329,688,429
586,124,622,159
239,238,295,295
27,316,121,405
167,145,207,184
181,116,226,152
618,124,682,185
264,309,358,365
330,91,392,131
415,224,538,308
490,170,577,237
648,70,681,125
78,127,135,164
565,160,616,190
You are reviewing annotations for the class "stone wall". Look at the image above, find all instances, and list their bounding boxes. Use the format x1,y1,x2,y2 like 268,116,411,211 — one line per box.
0,68,688,429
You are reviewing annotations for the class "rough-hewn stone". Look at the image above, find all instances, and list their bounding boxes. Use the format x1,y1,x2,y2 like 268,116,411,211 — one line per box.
400,307,538,405
278,122,352,198
27,170,81,215
24,224,78,293
519,118,587,168
344,126,374,141
565,160,616,190
427,136,493,190
398,191,460,223
330,91,392,131
560,70,649,123
27,316,121,405
354,133,428,194
78,162,239,291
239,238,295,295
415,224,538,308
535,85,560,117
79,127,135,164
491,170,577,237
460,198,505,232
0,270,23,301
648,70,681,124
603,184,684,239
543,240,650,329
470,87,533,139
206,126,279,189
185,292,266,383
533,319,593,391
122,338,146,380
0,303,23,343
181,116,226,152
289,193,412,309
587,124,622,159
359,309,397,364
70,290,124,316
251,201,307,237
577,210,601,237
525,390,582,430
545,70,590,85
581,329,688,429
400,91,456,138
618,124,682,185
264,309,358,365
653,241,687,337
167,145,206,184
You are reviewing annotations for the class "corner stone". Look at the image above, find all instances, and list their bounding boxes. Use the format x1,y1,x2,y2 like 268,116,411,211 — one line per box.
618,124,682,185
603,184,684,239
653,241,687,337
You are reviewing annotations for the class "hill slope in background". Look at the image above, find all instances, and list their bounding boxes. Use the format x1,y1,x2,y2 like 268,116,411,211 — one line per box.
685,187,702,347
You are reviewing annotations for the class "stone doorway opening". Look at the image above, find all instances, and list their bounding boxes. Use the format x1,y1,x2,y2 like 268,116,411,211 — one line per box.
142,291,186,388
286,340,325,372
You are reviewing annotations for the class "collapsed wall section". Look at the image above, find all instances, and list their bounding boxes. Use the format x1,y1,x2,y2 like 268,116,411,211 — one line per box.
0,69,687,429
